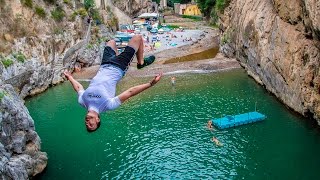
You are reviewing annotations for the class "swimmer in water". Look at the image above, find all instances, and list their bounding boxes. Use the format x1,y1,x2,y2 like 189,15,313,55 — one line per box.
207,120,214,130
212,136,223,146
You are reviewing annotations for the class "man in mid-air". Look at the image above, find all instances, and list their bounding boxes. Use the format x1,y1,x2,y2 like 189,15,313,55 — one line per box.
64,34,162,132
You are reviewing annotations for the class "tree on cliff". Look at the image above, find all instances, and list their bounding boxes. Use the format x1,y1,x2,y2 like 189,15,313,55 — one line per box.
196,0,230,21
84,0,95,10
196,0,215,19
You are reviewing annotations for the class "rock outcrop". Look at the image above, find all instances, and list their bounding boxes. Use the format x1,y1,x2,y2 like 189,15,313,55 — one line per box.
0,0,114,178
220,0,320,123
0,84,47,179
111,0,158,17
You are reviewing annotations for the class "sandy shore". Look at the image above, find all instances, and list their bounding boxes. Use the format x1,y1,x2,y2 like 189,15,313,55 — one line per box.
72,19,240,79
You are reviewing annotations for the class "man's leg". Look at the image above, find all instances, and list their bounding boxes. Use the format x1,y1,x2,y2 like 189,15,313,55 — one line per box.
127,35,144,65
106,40,119,56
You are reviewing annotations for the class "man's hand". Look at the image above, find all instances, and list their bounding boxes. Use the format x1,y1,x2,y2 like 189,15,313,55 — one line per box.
64,71,72,80
63,71,84,93
118,72,163,103
149,73,163,86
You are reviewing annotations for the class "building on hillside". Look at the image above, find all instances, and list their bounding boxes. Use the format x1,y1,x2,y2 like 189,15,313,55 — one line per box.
174,3,201,16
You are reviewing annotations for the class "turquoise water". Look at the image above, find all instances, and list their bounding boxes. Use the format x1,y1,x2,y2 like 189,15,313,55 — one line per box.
26,69,320,179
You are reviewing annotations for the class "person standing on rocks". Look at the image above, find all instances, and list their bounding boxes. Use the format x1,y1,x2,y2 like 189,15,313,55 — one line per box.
64,35,161,132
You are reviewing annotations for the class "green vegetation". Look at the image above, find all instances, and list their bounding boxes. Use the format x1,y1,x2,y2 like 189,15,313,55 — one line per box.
109,16,118,27
90,8,102,24
0,90,5,101
35,6,46,18
84,0,95,10
86,43,93,49
166,24,180,29
197,0,214,19
51,6,65,22
53,27,64,35
221,28,233,45
22,0,33,8
70,8,88,21
196,0,230,24
44,0,56,4
215,0,230,13
106,6,111,12
13,52,26,63
1,58,14,68
77,8,88,18
63,0,71,5
181,15,202,21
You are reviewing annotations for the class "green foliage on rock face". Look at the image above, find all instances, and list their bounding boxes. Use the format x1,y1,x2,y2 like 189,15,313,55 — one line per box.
35,6,46,18
53,27,64,35
0,90,5,101
196,0,214,19
13,52,26,63
44,0,56,4
51,6,65,22
91,8,102,24
196,0,230,23
63,0,71,5
84,0,95,10
24,0,33,8
70,8,88,21
215,0,230,12
1,58,14,68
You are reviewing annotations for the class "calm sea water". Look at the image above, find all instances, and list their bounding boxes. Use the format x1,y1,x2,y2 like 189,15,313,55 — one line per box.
26,69,320,179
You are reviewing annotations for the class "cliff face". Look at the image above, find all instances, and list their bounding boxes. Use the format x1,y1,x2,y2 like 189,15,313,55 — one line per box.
112,0,157,17
220,0,320,123
0,84,47,179
0,0,108,178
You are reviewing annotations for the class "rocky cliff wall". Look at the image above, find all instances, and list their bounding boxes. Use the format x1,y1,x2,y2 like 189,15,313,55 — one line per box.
0,84,47,179
0,0,113,178
220,0,320,123
112,0,157,17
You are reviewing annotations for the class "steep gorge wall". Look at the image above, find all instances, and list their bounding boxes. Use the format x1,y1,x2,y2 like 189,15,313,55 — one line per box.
0,0,96,179
112,0,157,17
220,0,320,123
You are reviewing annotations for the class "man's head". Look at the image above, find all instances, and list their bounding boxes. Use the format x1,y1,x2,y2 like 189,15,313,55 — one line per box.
85,110,101,132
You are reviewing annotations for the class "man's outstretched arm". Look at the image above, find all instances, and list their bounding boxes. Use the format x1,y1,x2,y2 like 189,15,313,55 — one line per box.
64,71,84,93
118,73,162,103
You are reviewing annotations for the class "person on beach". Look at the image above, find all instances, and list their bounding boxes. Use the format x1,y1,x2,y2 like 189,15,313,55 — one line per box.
64,35,162,132
171,76,176,86
212,136,223,146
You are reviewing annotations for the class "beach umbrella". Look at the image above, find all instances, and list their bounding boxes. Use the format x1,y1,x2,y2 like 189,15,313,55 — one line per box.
155,42,161,48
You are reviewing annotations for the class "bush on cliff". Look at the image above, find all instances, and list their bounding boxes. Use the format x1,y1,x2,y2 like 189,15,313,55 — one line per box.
51,6,65,22
1,58,13,68
22,0,33,8
84,0,95,10
44,0,56,4
215,0,230,13
13,52,26,63
35,6,46,18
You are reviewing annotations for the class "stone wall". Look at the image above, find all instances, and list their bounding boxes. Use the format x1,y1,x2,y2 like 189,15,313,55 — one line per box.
220,0,320,123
